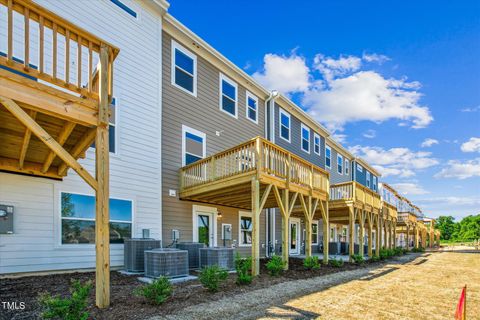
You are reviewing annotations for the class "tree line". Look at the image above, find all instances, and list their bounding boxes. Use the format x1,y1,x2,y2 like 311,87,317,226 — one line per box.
435,214,480,242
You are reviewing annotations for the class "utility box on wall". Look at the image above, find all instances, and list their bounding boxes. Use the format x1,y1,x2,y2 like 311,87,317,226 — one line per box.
0,204,14,234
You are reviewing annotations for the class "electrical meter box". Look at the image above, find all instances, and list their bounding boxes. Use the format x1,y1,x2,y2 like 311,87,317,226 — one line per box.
223,224,232,240
0,204,14,234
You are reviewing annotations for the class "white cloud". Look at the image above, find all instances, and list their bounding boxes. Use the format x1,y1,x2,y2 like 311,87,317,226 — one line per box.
435,158,480,180
460,106,480,112
331,133,347,144
252,53,310,94
421,138,439,148
362,52,390,64
461,137,480,153
363,129,376,139
313,54,361,81
416,197,480,220
349,145,438,177
391,183,429,195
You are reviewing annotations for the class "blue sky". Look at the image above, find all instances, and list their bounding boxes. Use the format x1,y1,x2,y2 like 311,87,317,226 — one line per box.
170,0,480,220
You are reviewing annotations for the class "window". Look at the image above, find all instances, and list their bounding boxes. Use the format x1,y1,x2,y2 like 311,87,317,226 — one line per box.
329,225,336,242
246,92,258,123
345,159,350,176
172,41,197,95
312,221,318,245
219,74,237,117
337,154,343,174
111,0,137,18
61,192,132,244
314,133,321,155
91,98,117,153
182,125,206,166
325,145,331,169
341,226,348,242
357,164,363,172
239,212,252,246
373,176,377,191
366,171,371,188
301,124,310,153
279,108,291,142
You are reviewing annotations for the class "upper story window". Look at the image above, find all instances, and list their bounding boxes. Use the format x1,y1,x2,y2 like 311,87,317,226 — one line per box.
325,145,331,169
172,41,197,96
111,0,137,18
301,123,310,153
279,108,291,142
61,192,132,244
219,74,237,118
373,176,377,191
357,164,363,173
366,171,371,188
182,125,206,166
337,154,343,174
345,159,350,176
246,91,258,124
91,98,117,153
314,133,321,155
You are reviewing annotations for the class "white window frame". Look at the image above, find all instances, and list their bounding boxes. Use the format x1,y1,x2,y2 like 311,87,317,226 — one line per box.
301,123,310,154
357,164,363,172
366,171,371,188
325,145,332,169
192,205,218,247
312,220,319,245
171,40,197,97
314,133,321,156
329,224,336,242
279,108,291,143
245,91,258,124
219,73,238,118
181,125,206,167
373,176,377,191
337,154,343,175
238,211,253,247
345,159,350,176
90,96,119,155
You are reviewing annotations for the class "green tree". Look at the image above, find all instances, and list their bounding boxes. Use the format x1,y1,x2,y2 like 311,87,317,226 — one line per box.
436,216,455,240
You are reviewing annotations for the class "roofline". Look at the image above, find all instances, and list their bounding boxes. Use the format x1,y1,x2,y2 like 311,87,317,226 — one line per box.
355,157,382,177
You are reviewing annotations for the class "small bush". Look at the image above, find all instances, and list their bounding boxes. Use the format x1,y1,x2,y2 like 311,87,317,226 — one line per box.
134,276,172,305
329,258,344,268
370,255,380,262
303,256,321,270
266,255,285,276
39,279,92,320
351,254,365,264
393,247,403,256
235,253,253,285
402,248,408,255
411,247,425,253
199,265,228,292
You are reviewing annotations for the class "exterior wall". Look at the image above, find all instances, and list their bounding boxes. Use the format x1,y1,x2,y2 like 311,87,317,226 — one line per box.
353,162,379,193
0,0,164,274
327,145,352,185
161,32,267,256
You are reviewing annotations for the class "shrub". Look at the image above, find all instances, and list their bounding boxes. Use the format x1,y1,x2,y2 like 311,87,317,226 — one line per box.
402,248,409,255
370,255,380,262
411,247,425,253
266,255,285,276
303,256,321,270
199,265,228,292
351,254,365,265
329,258,344,268
393,247,403,256
235,253,253,285
39,280,92,320
134,276,172,305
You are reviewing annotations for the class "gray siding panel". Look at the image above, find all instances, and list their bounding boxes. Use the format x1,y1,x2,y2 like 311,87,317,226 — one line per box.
354,163,379,193
326,144,351,185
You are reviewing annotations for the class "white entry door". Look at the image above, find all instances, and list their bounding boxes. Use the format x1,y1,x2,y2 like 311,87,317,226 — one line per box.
193,206,216,247
289,218,300,255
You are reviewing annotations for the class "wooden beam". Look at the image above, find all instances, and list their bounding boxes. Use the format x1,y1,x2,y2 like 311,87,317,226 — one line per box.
0,96,97,190
348,206,354,261
42,121,76,172
18,110,37,169
259,184,272,213
58,128,96,176
95,44,110,308
322,200,329,264
251,178,260,276
358,210,365,258
272,185,286,218
282,188,290,270
288,192,299,215
0,157,61,179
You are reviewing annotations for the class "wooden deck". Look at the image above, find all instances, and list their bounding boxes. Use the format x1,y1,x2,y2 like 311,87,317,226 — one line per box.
0,0,118,308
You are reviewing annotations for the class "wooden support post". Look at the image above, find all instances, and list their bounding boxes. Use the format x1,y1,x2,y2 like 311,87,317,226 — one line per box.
393,222,397,248
348,206,354,261
375,216,381,257
19,110,37,169
414,227,419,249
406,225,410,249
300,195,312,258
251,178,260,276
319,200,329,264
367,212,373,257
282,189,290,270
359,210,365,258
95,44,110,309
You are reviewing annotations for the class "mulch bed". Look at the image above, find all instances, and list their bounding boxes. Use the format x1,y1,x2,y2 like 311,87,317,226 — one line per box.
0,257,386,320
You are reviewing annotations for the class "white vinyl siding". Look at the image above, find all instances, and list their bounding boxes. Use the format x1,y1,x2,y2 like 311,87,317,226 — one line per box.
279,108,291,142
301,123,310,153
219,73,238,118
171,40,197,96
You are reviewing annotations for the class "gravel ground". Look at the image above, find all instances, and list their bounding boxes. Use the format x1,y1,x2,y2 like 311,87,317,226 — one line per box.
149,253,423,320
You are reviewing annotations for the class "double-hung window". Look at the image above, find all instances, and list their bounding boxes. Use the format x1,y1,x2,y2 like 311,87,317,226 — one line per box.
372,176,377,192
239,212,252,246
345,159,350,176
182,125,206,166
366,171,371,188
219,74,237,117
312,221,318,245
61,192,132,244
357,164,363,173
325,145,332,169
314,133,321,155
172,41,197,96
246,92,258,123
337,154,343,174
279,108,291,142
301,124,310,153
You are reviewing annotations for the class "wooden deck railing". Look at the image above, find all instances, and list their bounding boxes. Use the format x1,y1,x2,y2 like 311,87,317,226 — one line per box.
0,0,119,100
330,181,381,209
179,137,330,194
